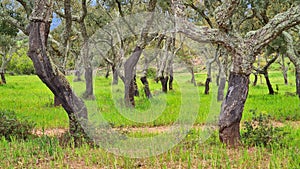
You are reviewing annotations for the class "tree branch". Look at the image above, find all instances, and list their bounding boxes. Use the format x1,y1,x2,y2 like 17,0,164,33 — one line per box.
214,0,240,31
247,5,300,54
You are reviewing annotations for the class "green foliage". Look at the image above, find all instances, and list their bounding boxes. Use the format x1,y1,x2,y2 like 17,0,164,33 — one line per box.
147,67,156,79
241,110,289,147
0,110,35,141
7,49,35,75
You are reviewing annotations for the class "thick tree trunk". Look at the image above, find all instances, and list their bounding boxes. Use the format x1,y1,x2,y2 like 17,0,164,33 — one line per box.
264,72,274,95
27,0,88,143
0,72,6,84
204,78,211,94
141,76,152,98
124,46,143,107
219,73,249,146
160,76,169,93
54,95,61,107
217,77,226,101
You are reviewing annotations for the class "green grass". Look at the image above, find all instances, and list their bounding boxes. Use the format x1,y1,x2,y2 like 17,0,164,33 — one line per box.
0,69,299,168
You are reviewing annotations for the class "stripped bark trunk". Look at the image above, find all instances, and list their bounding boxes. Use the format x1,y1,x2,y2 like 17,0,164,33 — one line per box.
219,72,249,146
264,72,274,94
189,67,197,86
124,47,143,107
0,72,6,84
160,76,169,93
141,76,152,98
27,0,88,142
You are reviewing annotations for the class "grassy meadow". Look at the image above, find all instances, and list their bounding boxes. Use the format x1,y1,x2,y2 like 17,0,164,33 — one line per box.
0,67,299,168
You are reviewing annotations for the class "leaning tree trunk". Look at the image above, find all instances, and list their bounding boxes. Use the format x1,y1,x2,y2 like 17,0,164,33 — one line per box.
264,71,274,95
219,72,249,146
124,46,143,107
27,0,88,142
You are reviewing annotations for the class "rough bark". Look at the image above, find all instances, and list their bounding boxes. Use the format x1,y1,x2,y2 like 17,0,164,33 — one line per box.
283,31,300,98
219,73,249,146
27,0,88,142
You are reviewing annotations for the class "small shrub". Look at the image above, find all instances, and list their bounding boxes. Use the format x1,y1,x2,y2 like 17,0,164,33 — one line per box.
241,111,289,147
147,67,156,79
0,110,35,141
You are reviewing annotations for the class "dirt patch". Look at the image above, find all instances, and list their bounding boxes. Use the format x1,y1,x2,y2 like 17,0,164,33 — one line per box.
32,128,67,137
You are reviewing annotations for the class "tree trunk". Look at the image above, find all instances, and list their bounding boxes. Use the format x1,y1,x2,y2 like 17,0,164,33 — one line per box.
27,0,88,143
73,70,83,82
281,55,288,85
83,66,95,100
219,72,249,146
296,67,300,98
169,75,173,90
189,67,197,86
264,72,274,95
0,72,6,84
54,95,61,107
112,65,118,85
204,77,211,94
253,72,258,86
160,76,169,93
124,46,143,107
133,75,139,96
105,64,110,79
217,77,226,101
141,76,152,98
